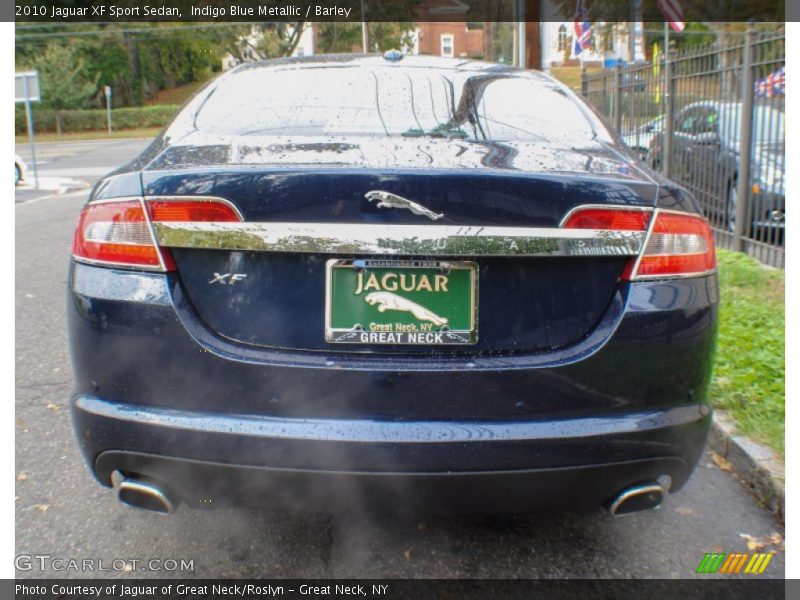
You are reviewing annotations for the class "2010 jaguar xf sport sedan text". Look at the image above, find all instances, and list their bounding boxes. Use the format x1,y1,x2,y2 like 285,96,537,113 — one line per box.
68,54,718,516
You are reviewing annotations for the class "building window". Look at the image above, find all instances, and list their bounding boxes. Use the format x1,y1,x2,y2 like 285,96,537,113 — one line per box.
557,24,567,52
441,34,454,58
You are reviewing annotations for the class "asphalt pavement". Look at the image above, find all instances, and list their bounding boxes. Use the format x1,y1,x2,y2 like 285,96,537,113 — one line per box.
14,138,785,579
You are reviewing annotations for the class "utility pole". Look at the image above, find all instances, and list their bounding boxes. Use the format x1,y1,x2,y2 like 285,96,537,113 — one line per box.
104,86,113,134
516,0,526,69
360,0,368,53
23,76,39,188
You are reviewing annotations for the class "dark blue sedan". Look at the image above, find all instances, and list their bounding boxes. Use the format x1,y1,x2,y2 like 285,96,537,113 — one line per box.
68,54,718,516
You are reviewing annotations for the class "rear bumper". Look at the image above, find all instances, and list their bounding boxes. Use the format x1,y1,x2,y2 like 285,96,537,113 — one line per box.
72,394,711,513
68,262,718,512
95,451,687,514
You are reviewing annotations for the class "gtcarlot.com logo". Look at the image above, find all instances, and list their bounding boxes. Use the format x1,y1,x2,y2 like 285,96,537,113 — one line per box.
696,552,775,575
15,553,194,572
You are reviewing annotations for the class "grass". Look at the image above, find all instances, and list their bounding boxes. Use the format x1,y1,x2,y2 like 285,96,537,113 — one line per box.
15,127,162,144
146,81,205,106
549,66,603,90
711,248,785,456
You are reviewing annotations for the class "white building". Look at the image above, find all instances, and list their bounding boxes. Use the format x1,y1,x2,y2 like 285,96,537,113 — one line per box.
292,23,315,58
539,20,645,71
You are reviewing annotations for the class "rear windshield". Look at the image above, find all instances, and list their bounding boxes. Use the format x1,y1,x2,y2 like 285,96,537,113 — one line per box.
194,66,599,144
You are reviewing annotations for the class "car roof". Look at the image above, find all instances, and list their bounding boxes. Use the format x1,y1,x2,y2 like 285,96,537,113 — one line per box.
231,52,535,77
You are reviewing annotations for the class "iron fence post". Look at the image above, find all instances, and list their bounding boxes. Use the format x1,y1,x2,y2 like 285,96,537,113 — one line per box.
733,29,756,251
614,64,624,133
663,44,673,177
580,67,588,100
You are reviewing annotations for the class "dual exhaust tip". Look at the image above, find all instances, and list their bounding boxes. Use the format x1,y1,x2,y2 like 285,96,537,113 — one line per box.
113,472,175,515
608,476,671,517
111,471,669,517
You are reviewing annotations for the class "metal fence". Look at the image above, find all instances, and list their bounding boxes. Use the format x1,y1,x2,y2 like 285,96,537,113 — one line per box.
581,31,785,268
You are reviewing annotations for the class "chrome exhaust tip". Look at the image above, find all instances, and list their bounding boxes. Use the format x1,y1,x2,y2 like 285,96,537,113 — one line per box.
608,480,667,517
113,472,175,515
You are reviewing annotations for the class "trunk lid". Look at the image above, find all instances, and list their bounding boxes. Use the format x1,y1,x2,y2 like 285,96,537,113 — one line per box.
143,137,656,355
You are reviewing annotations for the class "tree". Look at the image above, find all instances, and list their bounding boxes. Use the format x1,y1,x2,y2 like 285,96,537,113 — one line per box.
316,22,415,54
255,23,306,58
366,23,416,52
34,43,98,135
18,23,251,107
316,22,363,54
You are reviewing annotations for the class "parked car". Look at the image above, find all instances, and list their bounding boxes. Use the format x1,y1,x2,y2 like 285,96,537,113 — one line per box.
649,101,785,234
15,153,26,185
622,115,664,162
69,54,718,516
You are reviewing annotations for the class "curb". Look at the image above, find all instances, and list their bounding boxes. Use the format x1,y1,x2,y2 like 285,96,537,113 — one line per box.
708,410,784,521
17,178,90,195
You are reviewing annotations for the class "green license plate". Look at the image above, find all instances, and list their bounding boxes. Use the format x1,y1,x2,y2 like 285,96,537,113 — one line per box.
325,259,477,345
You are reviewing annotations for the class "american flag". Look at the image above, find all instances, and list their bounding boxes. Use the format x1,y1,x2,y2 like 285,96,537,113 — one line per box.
756,67,785,98
657,0,686,33
573,0,592,55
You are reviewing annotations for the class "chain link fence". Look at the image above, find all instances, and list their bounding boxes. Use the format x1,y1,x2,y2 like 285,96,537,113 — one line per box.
581,31,785,268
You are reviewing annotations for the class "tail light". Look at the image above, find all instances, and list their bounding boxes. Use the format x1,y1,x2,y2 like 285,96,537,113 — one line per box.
147,199,242,223
71,197,241,271
563,205,716,280
72,199,164,270
633,210,717,279
561,206,652,231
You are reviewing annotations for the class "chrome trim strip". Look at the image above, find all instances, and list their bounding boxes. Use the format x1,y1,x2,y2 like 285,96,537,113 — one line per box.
85,195,143,205
633,268,717,280
152,222,645,257
71,255,165,272
72,263,171,305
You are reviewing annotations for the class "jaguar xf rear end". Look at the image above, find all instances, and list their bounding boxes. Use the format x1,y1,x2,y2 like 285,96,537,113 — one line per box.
68,55,718,516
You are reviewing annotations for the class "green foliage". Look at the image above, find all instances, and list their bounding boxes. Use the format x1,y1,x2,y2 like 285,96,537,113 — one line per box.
15,105,179,134
254,23,306,58
315,23,362,54
315,22,414,54
367,23,415,53
33,44,98,111
485,23,515,65
16,23,258,108
710,249,784,455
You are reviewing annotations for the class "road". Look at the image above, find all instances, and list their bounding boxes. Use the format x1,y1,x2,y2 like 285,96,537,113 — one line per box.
15,139,785,579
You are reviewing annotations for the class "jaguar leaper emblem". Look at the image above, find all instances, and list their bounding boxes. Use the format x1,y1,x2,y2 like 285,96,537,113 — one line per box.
365,190,444,221
364,292,449,326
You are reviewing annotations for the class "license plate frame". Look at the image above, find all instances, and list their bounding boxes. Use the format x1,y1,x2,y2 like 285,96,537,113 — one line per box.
325,259,478,345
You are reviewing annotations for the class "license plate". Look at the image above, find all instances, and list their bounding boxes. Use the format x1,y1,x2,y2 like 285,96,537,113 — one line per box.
325,259,477,345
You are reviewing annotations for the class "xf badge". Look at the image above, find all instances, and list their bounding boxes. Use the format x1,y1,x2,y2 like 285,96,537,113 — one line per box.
209,273,247,285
